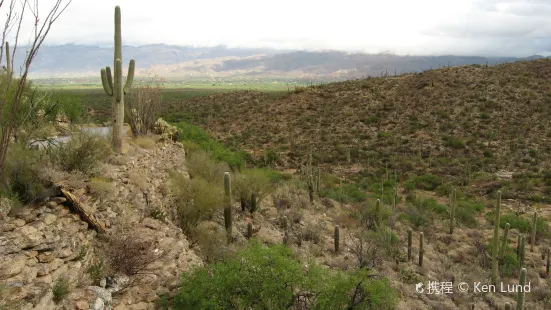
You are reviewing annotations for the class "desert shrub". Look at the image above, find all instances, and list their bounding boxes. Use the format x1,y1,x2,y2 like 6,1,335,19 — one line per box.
174,241,397,310
194,222,229,264
1,143,48,204
302,222,324,244
403,204,432,229
125,74,165,137
49,132,111,173
185,150,229,185
412,173,441,191
486,212,550,238
86,257,107,285
454,199,484,228
272,183,310,210
52,277,70,303
353,199,392,230
169,172,224,236
131,136,156,149
104,232,160,277
322,182,366,203
372,223,401,260
232,168,275,212
403,180,416,193
88,177,116,198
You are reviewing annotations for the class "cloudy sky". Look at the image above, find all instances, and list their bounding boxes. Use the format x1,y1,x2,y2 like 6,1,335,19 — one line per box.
3,0,551,57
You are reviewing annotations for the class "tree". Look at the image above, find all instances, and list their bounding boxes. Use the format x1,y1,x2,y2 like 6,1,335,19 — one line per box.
0,0,73,177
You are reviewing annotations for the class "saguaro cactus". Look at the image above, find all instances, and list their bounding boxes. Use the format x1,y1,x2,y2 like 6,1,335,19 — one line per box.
491,190,501,285
223,172,233,244
530,212,537,252
499,223,510,260
100,6,135,153
419,232,424,267
247,222,253,239
449,188,456,234
519,235,525,267
546,247,550,275
250,192,257,213
505,302,511,310
516,268,526,310
334,225,340,254
407,229,412,261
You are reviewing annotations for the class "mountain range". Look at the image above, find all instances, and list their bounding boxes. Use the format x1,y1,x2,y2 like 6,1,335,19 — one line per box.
10,44,546,81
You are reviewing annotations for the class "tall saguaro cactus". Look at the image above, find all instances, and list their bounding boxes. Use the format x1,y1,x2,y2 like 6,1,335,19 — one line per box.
491,190,501,285
224,172,233,244
100,6,135,153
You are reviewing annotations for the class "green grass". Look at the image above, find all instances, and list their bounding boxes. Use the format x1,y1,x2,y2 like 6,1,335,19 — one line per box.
174,121,250,171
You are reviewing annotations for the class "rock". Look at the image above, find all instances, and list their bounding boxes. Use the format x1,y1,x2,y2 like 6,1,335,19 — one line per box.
43,214,57,225
142,218,162,230
56,248,73,259
75,300,89,310
0,254,27,279
51,197,67,204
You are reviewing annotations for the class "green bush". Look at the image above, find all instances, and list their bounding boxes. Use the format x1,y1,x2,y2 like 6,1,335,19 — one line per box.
175,121,247,171
486,212,550,237
412,174,441,191
169,173,224,236
1,143,48,204
174,241,398,310
49,132,111,173
185,150,229,186
52,277,70,303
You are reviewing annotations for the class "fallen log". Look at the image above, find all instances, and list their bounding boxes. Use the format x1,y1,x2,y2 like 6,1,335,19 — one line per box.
56,184,106,234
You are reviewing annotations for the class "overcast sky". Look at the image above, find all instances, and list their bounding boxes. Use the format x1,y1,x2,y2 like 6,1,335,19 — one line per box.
3,0,551,57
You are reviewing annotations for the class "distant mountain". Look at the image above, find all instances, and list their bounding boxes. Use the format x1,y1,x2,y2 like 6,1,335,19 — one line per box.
9,44,546,80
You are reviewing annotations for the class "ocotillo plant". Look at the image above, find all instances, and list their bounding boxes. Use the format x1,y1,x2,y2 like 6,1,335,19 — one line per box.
516,268,526,310
491,190,501,285
517,234,522,257
419,232,424,267
223,172,233,244
334,225,340,254
100,6,135,153
546,247,550,275
407,229,412,261
499,223,510,260
530,212,537,252
3,42,12,77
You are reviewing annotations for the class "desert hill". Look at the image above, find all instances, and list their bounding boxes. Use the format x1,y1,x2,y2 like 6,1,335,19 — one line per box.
173,58,551,202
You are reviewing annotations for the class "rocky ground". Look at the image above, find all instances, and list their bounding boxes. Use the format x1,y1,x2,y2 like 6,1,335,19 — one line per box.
0,137,202,310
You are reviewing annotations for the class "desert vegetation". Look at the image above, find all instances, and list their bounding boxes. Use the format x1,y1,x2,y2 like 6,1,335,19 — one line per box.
0,3,551,310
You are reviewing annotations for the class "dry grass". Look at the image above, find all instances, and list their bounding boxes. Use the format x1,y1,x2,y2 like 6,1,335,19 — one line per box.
130,136,157,149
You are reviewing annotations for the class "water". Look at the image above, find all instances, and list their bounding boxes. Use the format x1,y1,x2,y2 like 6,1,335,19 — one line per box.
28,126,129,149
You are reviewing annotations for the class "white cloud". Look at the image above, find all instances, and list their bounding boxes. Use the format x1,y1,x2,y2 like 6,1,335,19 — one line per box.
2,0,550,56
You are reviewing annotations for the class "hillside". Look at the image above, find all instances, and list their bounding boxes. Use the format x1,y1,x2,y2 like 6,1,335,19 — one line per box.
174,58,551,202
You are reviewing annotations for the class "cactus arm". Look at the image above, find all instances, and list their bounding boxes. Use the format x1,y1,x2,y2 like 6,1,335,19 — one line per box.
106,66,114,92
114,59,122,103
100,68,113,96
124,59,135,94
